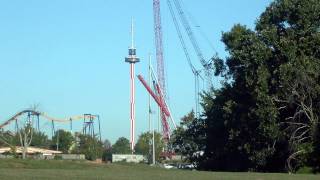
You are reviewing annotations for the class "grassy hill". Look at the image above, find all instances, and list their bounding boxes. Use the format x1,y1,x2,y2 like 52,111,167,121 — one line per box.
0,159,318,180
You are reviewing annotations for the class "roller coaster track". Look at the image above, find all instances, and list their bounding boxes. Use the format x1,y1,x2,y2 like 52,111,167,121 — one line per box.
0,110,97,129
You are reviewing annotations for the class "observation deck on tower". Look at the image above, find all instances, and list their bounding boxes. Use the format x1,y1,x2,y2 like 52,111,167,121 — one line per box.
125,47,140,63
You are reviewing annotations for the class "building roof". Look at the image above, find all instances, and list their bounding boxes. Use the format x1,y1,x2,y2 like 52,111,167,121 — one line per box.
0,146,62,155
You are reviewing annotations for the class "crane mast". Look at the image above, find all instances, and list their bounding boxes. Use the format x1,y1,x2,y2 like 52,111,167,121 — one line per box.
153,0,172,141
153,0,167,101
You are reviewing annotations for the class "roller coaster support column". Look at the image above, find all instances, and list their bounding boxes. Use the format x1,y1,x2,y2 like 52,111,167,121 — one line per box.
36,115,40,131
51,120,55,139
15,119,18,133
70,118,73,132
97,115,102,142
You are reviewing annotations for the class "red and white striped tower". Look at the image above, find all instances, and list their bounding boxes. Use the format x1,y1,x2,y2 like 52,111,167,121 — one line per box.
125,20,140,153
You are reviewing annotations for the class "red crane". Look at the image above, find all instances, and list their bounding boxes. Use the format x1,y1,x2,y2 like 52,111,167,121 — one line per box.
137,75,171,140
151,0,172,141
153,0,166,101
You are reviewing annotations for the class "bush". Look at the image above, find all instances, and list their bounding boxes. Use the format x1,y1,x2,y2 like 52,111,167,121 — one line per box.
102,150,112,162
296,166,313,174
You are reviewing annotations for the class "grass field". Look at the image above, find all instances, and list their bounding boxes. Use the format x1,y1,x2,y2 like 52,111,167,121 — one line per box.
0,159,319,180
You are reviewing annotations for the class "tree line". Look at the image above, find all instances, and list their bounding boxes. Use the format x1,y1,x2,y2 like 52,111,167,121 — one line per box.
0,128,104,160
170,0,320,173
0,126,165,162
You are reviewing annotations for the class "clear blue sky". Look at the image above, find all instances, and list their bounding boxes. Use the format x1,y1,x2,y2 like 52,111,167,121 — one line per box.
0,0,272,143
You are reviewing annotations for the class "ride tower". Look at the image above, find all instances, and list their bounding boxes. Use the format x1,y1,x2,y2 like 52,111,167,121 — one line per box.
125,19,140,153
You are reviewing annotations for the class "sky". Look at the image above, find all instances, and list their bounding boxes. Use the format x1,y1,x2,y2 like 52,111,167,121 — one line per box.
0,0,273,143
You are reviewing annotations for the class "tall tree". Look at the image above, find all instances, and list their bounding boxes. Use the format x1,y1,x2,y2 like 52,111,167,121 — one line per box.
255,0,320,172
103,139,112,150
112,137,131,154
170,111,206,166
177,0,320,172
0,130,20,148
31,130,50,148
102,139,112,162
135,132,164,161
51,129,74,153
73,134,103,160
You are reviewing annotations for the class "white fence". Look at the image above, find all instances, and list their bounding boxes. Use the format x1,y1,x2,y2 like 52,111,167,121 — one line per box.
112,154,146,163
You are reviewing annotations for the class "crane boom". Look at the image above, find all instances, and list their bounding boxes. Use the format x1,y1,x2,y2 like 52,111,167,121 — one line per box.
137,75,170,117
167,0,196,74
171,0,213,88
149,64,177,129
167,0,204,116
171,0,206,66
137,74,171,140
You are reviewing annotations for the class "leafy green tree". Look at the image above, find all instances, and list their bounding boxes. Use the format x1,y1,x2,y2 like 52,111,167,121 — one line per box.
134,133,150,155
112,137,131,154
255,0,320,172
51,129,74,153
102,139,112,162
176,0,320,172
1,128,50,155
103,139,112,150
135,132,165,161
170,111,206,165
0,130,19,147
31,130,51,148
73,134,103,160
203,23,282,171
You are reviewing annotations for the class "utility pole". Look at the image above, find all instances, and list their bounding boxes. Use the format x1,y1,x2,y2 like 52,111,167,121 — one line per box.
149,54,152,134
148,54,156,165
152,117,156,165
56,129,59,151
158,104,161,133
148,54,152,163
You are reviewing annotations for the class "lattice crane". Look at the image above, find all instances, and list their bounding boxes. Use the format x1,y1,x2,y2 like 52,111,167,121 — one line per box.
170,0,215,89
166,0,204,117
151,0,175,141
153,0,167,102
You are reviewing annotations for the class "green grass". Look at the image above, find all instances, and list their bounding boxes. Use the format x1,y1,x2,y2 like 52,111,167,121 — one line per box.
0,159,319,180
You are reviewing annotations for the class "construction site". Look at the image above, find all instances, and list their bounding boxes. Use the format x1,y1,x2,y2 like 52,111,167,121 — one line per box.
1,0,320,179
